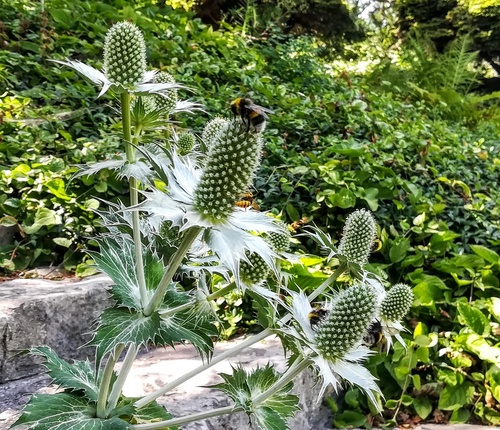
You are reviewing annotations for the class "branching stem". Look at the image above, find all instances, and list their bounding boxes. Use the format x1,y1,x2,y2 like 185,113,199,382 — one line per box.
96,344,125,418
106,343,139,415
134,262,347,409
143,226,202,316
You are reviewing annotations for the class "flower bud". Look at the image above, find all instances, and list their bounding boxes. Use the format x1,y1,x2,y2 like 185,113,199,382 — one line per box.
153,71,178,112
103,22,146,88
178,132,195,155
193,119,263,223
201,117,229,152
240,251,270,285
380,283,413,321
337,209,376,266
267,228,290,253
315,283,376,360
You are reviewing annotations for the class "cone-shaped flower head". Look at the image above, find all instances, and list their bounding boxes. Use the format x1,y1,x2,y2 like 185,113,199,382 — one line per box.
285,289,382,408
178,132,196,155
337,209,376,266
193,119,262,223
131,96,157,114
315,283,377,361
103,22,146,88
267,227,291,253
380,283,413,322
202,117,229,152
240,250,270,285
153,71,178,112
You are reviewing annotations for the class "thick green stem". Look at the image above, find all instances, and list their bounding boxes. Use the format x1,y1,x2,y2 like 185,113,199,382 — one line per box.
121,92,148,309
134,262,347,410
143,226,202,316
131,405,241,429
96,344,125,418
205,282,236,302
105,343,139,416
253,357,311,406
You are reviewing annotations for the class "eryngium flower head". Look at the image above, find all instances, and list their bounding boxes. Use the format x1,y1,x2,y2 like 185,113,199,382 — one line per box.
285,290,382,408
178,132,196,155
337,209,376,266
380,283,413,322
315,284,377,360
103,22,146,88
267,228,290,253
193,119,262,223
240,251,270,285
202,117,229,152
153,71,178,112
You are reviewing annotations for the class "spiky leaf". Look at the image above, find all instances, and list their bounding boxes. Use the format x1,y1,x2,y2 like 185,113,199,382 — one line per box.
11,393,129,430
111,397,176,428
89,286,216,366
213,365,299,430
91,236,166,310
29,347,104,402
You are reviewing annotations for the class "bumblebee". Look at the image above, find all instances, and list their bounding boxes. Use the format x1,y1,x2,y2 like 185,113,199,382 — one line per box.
235,192,260,211
308,306,328,328
230,97,273,133
363,320,384,347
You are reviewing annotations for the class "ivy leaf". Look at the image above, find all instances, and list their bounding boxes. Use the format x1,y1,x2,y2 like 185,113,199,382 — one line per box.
213,364,299,430
457,302,490,336
23,208,62,234
333,410,368,429
470,245,500,264
413,397,433,419
89,286,216,367
438,381,475,411
11,393,129,429
30,346,104,402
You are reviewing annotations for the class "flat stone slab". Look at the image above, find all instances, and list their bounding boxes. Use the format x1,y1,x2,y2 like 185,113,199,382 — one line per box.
0,274,113,383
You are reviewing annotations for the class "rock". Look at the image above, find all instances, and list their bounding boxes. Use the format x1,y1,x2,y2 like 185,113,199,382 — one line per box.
0,274,113,383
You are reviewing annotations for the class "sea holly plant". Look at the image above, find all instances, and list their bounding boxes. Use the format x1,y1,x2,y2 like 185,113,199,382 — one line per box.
12,22,414,430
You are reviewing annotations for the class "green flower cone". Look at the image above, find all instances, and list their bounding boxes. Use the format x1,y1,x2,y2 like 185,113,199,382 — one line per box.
380,283,413,321
103,22,146,88
240,251,270,285
153,71,178,112
337,209,376,266
315,283,377,360
193,119,263,223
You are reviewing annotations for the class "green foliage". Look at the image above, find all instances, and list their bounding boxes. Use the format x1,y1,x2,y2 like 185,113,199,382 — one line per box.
395,0,500,74
3,0,500,426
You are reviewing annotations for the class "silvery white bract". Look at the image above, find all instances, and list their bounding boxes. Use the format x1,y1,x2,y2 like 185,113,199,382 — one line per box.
283,291,382,409
139,153,281,285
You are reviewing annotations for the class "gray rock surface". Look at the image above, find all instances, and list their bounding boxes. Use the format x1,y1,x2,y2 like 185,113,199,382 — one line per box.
0,274,113,383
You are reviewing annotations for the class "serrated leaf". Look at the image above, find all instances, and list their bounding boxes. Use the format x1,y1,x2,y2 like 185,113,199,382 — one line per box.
213,364,299,430
11,393,129,429
90,289,216,367
91,236,166,310
30,346,102,402
112,397,176,428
